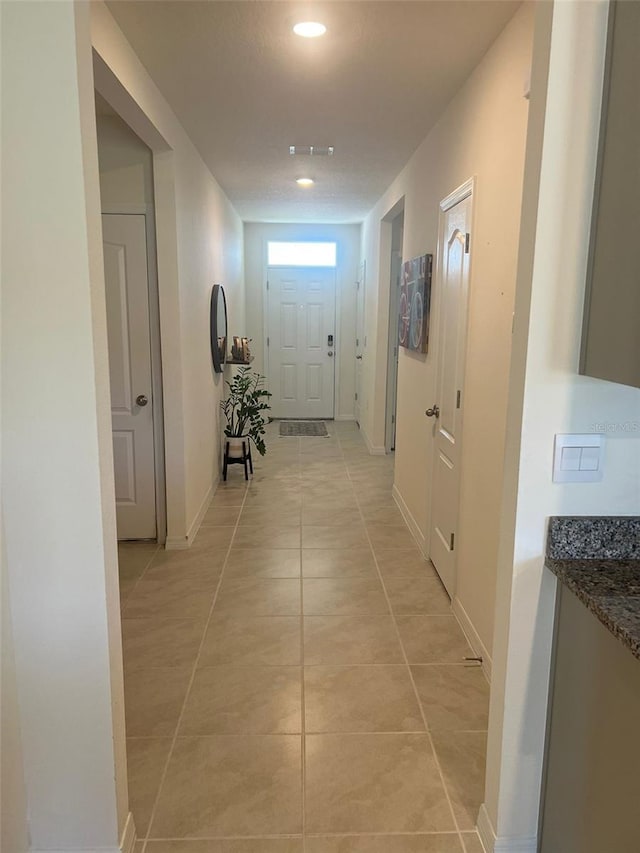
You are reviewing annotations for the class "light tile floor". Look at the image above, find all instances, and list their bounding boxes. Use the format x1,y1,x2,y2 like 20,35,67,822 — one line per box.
119,421,489,853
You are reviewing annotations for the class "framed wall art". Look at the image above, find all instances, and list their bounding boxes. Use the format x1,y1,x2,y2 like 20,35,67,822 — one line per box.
398,253,433,354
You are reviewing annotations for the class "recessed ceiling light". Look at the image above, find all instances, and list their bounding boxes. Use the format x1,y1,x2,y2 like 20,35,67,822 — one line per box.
293,21,326,38
296,177,315,187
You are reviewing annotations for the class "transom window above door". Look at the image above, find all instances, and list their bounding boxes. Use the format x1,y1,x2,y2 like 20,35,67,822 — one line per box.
267,241,337,267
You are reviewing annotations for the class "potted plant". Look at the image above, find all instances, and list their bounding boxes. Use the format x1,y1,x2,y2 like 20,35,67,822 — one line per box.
220,366,272,458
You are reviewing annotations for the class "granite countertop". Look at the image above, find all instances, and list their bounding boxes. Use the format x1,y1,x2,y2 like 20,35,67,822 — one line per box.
545,516,640,661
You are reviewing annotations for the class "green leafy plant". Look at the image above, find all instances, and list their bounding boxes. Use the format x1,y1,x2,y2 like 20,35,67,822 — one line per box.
220,367,272,456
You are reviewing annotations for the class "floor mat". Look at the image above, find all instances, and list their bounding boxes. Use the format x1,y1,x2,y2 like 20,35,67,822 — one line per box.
279,421,328,437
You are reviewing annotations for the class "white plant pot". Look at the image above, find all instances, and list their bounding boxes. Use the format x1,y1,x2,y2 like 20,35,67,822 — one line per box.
226,435,249,459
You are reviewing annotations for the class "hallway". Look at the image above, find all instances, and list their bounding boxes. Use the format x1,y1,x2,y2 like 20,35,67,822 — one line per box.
119,421,489,852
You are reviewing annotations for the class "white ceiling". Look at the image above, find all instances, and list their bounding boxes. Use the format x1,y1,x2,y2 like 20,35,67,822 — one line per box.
106,0,520,223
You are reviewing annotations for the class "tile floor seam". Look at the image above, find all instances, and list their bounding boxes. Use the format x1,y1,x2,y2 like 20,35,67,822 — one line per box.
299,437,307,853
139,482,251,852
335,428,469,853
121,543,160,607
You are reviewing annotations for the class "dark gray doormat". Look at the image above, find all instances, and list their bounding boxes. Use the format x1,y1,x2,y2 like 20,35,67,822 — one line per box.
279,421,328,437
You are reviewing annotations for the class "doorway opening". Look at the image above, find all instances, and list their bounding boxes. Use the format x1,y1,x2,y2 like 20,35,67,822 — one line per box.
95,93,166,543
385,209,405,453
427,179,474,598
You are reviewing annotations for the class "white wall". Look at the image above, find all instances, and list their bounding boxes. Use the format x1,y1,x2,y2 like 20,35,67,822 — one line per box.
0,5,29,846
484,1,640,848
1,2,127,847
1,526,29,853
96,109,154,207
92,1,246,545
360,3,534,659
244,222,361,420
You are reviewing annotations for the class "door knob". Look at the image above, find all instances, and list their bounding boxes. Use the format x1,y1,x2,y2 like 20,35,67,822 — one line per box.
136,394,149,407
356,355,363,360
425,404,440,418
328,351,334,357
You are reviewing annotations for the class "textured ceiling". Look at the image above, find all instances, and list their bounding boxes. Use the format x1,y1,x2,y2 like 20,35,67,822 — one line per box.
106,0,520,223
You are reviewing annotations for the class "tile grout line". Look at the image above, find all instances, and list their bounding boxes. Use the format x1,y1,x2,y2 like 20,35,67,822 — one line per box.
336,429,468,853
119,543,160,609
299,434,307,853
139,481,252,851
138,829,466,841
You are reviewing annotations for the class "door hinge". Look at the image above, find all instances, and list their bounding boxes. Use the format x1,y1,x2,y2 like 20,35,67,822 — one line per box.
464,233,470,254
450,532,455,551
391,415,395,424
356,337,359,347
355,392,358,401
267,336,270,347
456,390,461,409
266,280,269,290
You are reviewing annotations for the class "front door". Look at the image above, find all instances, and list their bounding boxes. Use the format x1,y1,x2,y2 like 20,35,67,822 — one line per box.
428,187,472,597
267,267,336,419
103,213,157,540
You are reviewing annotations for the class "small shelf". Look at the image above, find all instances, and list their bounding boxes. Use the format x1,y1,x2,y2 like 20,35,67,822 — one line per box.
225,356,255,365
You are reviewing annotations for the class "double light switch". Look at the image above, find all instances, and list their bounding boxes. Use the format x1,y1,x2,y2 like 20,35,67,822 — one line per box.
553,434,605,483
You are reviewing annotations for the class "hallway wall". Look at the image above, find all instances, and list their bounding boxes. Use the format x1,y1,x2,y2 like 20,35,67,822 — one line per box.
1,530,29,853
96,109,154,207
244,222,361,421
360,2,534,662
92,1,246,546
2,1,128,846
486,0,640,844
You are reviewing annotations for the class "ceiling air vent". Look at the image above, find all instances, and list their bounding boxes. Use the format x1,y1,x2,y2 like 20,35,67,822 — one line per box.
289,146,334,156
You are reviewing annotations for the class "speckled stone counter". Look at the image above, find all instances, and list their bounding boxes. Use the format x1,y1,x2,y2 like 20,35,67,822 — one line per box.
545,516,640,661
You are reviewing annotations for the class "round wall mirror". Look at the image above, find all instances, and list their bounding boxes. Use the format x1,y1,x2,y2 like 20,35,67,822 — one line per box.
210,284,227,373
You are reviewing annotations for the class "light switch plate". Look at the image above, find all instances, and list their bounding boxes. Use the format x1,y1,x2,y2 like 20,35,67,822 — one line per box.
553,434,605,483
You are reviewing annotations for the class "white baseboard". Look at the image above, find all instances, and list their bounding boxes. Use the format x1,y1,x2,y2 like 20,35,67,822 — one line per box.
164,536,190,550
477,805,496,853
452,596,493,683
392,484,426,553
335,414,356,422
360,424,386,456
32,848,123,853
477,804,537,853
30,813,137,853
120,811,137,853
165,480,216,551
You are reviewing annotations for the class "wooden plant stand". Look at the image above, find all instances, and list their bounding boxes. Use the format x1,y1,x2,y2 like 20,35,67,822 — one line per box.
223,438,253,481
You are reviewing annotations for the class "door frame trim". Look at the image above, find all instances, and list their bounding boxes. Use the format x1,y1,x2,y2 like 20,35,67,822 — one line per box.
102,205,167,545
426,176,476,594
385,249,403,453
264,264,338,420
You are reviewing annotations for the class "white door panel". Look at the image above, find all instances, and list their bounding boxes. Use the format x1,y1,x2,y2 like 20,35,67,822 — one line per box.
267,267,336,419
103,213,156,540
355,261,365,425
429,192,472,598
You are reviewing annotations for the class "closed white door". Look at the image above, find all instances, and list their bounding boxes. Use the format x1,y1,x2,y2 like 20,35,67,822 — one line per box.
103,214,156,540
385,251,402,451
355,261,365,425
428,188,472,597
267,267,336,419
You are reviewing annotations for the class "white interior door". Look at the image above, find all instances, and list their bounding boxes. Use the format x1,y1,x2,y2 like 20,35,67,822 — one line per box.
103,213,157,540
355,261,365,425
428,188,472,597
267,267,336,419
385,251,402,451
